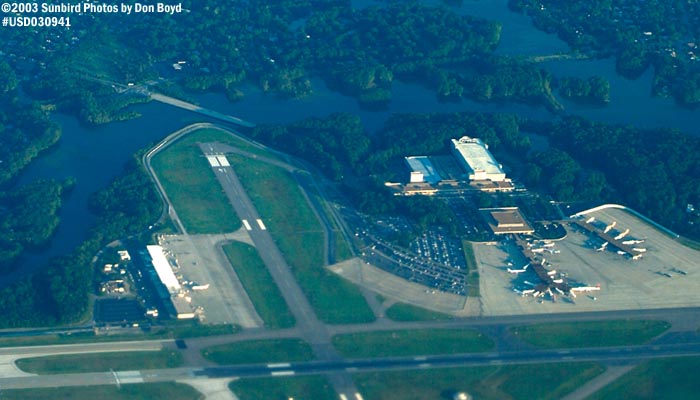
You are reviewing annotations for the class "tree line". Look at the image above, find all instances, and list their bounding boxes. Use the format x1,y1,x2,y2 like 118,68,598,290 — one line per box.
510,0,700,106
0,152,160,327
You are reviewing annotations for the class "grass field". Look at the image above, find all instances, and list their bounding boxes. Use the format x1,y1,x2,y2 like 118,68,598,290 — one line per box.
222,241,295,329
0,323,238,348
589,357,700,399
332,329,493,358
334,233,353,262
229,156,375,324
1,383,203,400
355,362,604,400
165,322,240,338
15,350,182,374
384,302,453,322
510,320,670,348
201,339,314,365
229,375,336,400
151,128,244,233
462,240,480,297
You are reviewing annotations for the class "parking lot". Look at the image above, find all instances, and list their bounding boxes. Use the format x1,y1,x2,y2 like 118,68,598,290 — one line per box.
475,207,700,316
409,229,466,271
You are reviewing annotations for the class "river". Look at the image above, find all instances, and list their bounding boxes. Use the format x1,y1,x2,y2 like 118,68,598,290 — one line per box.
9,0,699,279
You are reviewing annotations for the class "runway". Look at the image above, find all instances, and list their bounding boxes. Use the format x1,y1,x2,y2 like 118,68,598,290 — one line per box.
198,143,357,394
3,339,700,390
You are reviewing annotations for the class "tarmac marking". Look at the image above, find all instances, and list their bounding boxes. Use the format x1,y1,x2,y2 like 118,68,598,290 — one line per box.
414,356,427,361
242,220,252,231
270,370,295,376
267,363,291,369
116,371,143,384
339,395,348,400
355,393,365,400
257,219,267,230
206,156,220,167
216,155,230,167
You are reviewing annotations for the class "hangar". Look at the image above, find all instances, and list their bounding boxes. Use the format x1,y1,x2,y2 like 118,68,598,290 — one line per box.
451,136,507,182
405,156,442,184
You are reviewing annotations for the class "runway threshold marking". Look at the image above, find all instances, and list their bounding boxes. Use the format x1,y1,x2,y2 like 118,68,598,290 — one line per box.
267,363,291,369
271,370,295,376
355,393,365,400
116,371,143,383
216,155,230,167
206,155,220,167
257,219,267,230
242,220,252,231
339,394,348,400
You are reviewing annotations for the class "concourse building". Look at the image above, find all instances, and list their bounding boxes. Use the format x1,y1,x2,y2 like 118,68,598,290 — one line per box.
480,207,535,235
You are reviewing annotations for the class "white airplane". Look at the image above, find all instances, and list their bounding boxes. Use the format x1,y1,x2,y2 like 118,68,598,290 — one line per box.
604,221,617,233
571,284,601,293
596,242,609,252
586,217,595,224
622,239,645,245
508,264,530,274
614,228,630,240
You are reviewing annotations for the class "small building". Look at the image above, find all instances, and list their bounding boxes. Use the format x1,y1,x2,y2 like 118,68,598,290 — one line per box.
480,207,534,235
117,250,131,261
451,136,506,182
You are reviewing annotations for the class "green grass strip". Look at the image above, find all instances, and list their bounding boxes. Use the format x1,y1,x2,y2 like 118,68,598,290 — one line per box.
0,383,202,400
201,339,314,365
333,329,493,358
462,240,480,298
15,350,182,374
222,241,295,329
229,375,336,400
510,319,670,349
354,362,603,400
385,302,453,322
